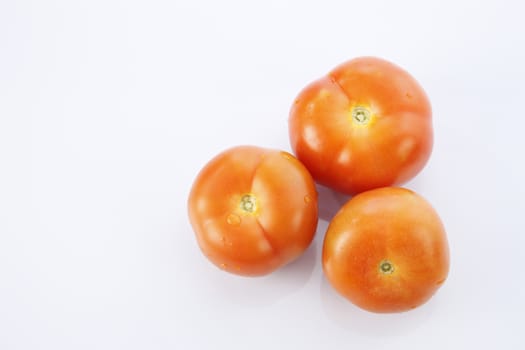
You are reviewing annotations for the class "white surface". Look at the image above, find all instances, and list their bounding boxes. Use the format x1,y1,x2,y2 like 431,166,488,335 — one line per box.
1,0,524,349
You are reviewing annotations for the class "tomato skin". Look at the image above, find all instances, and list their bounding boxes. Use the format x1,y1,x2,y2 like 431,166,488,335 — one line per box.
322,187,449,313
188,146,318,276
289,57,433,195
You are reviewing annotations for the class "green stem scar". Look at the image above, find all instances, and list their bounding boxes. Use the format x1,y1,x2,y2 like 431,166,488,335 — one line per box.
379,260,395,274
352,106,371,125
240,194,257,213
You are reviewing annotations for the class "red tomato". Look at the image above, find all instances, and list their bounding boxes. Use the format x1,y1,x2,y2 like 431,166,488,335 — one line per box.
289,57,433,195
322,187,449,313
188,146,318,276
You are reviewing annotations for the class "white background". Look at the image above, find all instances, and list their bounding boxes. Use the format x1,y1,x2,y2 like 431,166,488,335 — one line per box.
1,0,524,349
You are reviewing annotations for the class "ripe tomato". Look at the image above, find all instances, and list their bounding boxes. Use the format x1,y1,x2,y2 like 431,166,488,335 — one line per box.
322,187,449,313
188,146,318,276
289,57,433,195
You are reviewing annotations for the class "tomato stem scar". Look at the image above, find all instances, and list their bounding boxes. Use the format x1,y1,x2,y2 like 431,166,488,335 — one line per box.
352,106,371,125
240,194,257,213
379,260,395,274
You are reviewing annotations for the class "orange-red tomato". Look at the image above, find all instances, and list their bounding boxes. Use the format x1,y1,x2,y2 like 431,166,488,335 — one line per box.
188,146,318,276
289,57,433,195
322,187,449,313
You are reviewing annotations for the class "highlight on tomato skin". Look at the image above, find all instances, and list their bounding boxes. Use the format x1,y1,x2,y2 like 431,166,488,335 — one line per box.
322,187,449,313
187,145,319,277
289,56,433,196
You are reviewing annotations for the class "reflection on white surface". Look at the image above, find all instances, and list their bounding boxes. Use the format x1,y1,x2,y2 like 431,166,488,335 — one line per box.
206,240,318,307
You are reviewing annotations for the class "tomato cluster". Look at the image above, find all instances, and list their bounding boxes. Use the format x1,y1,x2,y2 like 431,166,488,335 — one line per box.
188,57,449,313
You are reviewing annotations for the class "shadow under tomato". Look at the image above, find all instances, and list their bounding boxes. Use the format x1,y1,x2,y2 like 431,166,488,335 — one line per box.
320,274,438,337
207,240,318,307
316,184,351,222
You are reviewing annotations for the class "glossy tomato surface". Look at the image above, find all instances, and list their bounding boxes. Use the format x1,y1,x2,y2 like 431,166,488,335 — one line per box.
289,57,433,195
188,146,318,276
322,187,449,313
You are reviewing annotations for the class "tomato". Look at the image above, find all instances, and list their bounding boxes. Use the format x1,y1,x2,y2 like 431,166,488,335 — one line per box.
188,146,318,276
322,187,449,313
289,56,433,195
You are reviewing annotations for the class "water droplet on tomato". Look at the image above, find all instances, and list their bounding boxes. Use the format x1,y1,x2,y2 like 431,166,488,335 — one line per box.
304,195,312,204
227,213,241,226
280,152,293,160
220,263,228,269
